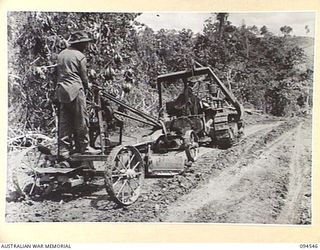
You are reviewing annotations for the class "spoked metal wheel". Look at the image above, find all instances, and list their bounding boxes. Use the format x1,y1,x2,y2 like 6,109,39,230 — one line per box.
11,146,45,199
184,130,199,162
104,145,144,206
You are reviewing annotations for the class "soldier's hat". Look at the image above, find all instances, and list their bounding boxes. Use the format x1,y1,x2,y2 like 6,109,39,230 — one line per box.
69,31,93,44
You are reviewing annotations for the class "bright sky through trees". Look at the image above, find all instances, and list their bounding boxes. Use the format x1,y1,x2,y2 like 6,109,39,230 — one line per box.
136,12,315,37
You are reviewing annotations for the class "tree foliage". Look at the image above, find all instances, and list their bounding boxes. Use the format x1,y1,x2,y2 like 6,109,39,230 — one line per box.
8,12,313,133
280,25,293,37
8,12,141,131
193,14,312,115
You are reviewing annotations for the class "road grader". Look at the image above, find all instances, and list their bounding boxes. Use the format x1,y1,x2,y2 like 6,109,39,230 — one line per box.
12,62,244,206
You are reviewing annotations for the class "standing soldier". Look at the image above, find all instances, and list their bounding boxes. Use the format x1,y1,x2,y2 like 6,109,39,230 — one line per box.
56,30,100,157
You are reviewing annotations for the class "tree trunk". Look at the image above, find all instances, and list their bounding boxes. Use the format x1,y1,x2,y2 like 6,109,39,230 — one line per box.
245,34,250,58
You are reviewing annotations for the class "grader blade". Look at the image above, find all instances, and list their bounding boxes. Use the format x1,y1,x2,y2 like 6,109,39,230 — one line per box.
146,153,187,176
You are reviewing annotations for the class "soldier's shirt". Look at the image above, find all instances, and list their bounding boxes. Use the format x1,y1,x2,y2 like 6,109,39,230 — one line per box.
56,47,89,103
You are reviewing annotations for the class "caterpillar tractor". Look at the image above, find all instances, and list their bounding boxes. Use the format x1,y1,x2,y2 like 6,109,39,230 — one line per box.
156,62,244,150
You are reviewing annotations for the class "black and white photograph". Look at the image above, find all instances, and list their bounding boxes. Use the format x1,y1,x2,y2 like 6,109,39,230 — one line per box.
6,11,315,224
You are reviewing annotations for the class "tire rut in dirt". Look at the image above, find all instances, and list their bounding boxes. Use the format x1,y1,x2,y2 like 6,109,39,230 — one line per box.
276,120,312,224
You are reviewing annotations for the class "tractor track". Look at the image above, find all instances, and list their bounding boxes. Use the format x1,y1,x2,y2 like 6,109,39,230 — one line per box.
5,118,312,224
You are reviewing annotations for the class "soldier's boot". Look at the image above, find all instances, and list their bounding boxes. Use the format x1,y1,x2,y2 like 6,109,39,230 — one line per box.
58,136,72,159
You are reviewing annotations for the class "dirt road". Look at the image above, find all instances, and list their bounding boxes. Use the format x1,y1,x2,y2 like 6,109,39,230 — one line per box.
5,117,312,224
163,120,312,224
